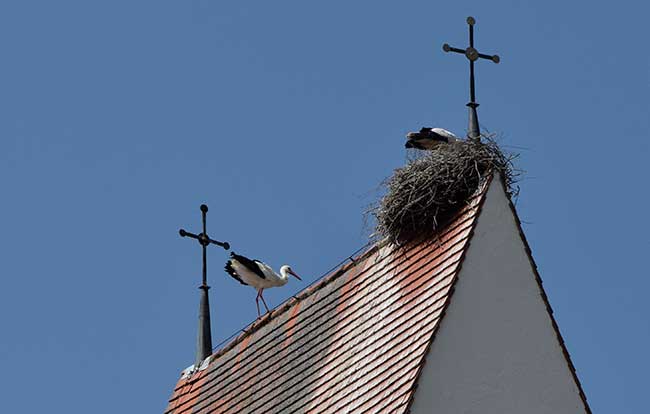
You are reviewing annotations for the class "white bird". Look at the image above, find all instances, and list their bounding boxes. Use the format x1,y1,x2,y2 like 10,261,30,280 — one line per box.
405,127,460,150
225,252,302,317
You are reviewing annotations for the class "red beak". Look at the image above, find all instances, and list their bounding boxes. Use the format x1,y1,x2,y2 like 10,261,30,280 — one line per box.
289,269,302,281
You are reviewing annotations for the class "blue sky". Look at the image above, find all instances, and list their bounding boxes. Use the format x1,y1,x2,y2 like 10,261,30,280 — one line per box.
1,1,647,412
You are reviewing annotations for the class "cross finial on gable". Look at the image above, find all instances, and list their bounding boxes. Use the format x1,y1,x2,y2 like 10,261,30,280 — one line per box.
443,16,500,141
179,204,230,367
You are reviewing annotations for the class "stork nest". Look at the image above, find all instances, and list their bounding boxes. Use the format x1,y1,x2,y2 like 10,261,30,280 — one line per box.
369,136,520,245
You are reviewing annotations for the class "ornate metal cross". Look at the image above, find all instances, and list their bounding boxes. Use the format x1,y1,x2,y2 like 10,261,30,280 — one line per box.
179,204,230,287
443,16,500,141
179,204,230,366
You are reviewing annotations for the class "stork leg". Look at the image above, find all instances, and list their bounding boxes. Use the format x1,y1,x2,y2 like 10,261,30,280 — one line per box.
258,288,270,313
255,290,262,317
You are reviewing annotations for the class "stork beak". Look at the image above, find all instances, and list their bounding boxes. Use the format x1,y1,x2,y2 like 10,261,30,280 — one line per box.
289,269,302,281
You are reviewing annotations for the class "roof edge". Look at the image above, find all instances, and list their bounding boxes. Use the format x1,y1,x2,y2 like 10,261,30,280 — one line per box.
498,174,593,414
403,173,591,414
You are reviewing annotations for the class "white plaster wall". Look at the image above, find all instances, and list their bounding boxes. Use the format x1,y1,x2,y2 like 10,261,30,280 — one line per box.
409,177,587,414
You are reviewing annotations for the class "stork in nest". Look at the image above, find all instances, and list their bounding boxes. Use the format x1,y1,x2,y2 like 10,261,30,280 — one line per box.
405,127,460,150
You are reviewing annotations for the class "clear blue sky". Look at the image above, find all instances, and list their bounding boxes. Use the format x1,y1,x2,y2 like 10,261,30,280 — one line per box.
1,1,647,412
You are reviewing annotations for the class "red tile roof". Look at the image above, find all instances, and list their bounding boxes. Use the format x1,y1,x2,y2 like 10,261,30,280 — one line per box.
165,182,488,414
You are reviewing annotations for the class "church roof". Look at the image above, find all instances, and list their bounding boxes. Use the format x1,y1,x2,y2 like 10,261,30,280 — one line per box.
165,176,590,414
166,182,485,414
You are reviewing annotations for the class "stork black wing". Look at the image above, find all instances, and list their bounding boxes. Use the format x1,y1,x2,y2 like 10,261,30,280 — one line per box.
430,131,450,143
229,252,267,279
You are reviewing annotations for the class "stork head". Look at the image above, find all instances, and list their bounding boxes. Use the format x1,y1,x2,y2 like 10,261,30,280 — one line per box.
280,265,302,281
406,127,433,140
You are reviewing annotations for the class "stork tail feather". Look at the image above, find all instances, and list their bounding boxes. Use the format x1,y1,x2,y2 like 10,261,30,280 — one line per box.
224,260,248,285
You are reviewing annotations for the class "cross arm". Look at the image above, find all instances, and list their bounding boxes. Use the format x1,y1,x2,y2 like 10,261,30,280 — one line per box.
478,52,500,63
207,238,230,250
179,229,230,250
443,44,500,63
179,228,200,240
442,44,464,54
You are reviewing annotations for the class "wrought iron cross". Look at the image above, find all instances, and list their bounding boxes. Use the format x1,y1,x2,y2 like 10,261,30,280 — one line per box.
179,204,230,287
179,204,230,366
443,16,500,141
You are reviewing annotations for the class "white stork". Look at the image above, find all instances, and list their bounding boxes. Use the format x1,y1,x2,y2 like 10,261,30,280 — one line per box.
405,127,459,150
225,252,302,317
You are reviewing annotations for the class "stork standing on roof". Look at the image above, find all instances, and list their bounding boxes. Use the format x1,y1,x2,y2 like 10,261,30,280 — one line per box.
225,252,302,317
405,127,460,150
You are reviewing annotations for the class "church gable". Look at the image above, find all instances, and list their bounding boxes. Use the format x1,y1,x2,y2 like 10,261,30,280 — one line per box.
165,175,590,414
408,175,590,414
